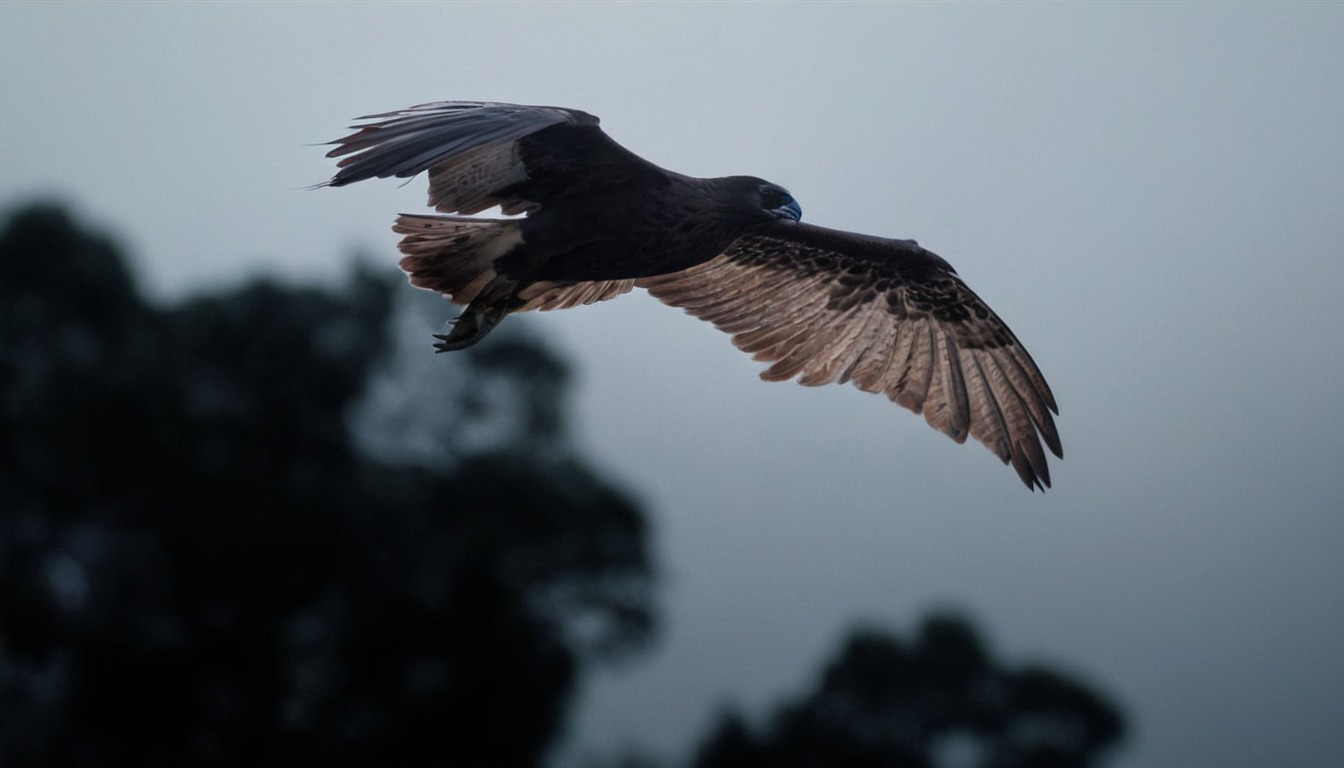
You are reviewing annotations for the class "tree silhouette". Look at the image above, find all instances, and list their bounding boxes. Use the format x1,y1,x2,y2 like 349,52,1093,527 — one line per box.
692,614,1125,768
1,202,1128,768
0,202,655,767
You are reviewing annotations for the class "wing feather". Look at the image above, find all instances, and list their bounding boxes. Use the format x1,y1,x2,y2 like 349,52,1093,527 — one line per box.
965,349,1013,460
639,221,1061,490
989,342,1062,458
832,302,891,385
322,101,663,216
759,306,844,383
325,102,576,183
973,350,1047,488
795,302,880,387
894,320,937,415
514,279,636,311
925,330,970,441
847,310,905,395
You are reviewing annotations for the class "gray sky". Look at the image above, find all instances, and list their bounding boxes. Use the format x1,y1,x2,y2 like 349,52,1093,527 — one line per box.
4,3,1343,766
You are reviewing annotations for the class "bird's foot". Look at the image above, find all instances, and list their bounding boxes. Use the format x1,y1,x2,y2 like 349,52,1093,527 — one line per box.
431,305,506,352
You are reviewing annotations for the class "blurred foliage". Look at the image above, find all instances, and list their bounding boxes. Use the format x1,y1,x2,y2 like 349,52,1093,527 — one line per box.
0,202,1125,768
690,613,1125,768
0,202,654,767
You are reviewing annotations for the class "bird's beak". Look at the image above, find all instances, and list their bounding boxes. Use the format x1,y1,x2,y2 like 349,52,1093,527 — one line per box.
777,198,803,222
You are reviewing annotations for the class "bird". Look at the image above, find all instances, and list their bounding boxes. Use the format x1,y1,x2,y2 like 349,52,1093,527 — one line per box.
321,101,1061,490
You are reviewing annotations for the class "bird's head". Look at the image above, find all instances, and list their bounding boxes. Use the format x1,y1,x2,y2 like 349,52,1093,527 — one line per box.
758,182,803,222
721,176,802,223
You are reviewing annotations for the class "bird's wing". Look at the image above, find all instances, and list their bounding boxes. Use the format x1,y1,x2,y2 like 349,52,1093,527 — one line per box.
322,101,664,215
514,279,638,311
637,221,1061,490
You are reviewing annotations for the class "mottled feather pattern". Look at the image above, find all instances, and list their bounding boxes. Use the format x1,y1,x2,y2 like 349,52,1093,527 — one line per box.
424,142,532,215
639,224,1061,489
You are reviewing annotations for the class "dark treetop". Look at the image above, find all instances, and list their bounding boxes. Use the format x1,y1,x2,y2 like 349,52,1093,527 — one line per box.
323,101,1061,490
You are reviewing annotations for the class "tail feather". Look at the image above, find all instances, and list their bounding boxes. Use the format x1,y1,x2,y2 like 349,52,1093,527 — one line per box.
392,214,523,305
390,211,636,350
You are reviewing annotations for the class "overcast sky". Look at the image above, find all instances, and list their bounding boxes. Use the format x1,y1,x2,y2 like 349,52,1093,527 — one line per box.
4,3,1343,767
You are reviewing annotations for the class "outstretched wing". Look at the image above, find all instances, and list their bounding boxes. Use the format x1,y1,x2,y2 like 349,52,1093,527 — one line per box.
322,101,665,215
637,221,1062,490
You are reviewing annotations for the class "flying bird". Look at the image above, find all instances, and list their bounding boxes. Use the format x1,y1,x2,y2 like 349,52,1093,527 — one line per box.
322,101,1061,489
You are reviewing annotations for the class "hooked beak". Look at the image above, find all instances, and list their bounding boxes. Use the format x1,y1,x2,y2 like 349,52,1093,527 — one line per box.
774,198,802,222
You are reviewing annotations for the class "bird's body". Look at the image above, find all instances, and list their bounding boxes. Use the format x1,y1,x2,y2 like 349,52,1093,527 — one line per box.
323,101,1062,489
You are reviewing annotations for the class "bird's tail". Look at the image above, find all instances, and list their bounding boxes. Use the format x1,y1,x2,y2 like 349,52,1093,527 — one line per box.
393,213,525,350
394,213,523,301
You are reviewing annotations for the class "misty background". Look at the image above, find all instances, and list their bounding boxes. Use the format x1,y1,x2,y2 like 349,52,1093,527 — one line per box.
3,3,1342,767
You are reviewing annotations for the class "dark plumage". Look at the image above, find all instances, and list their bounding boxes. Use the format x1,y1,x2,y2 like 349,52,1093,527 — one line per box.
322,101,1061,490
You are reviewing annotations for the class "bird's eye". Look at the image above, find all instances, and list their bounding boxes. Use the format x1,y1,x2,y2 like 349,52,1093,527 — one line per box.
758,185,786,207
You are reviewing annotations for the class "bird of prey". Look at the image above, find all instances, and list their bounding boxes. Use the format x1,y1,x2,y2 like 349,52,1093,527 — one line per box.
322,101,1061,490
